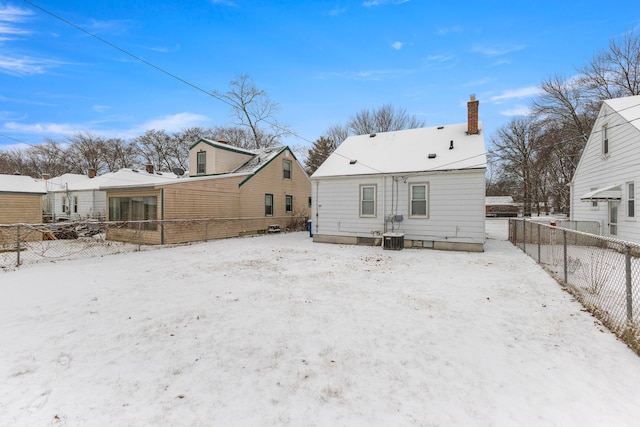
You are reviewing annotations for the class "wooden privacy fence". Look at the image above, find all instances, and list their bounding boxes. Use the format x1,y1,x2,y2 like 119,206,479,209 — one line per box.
509,218,640,355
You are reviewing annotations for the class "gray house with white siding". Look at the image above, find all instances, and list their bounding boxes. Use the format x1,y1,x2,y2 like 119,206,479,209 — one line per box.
310,97,487,252
570,94,640,243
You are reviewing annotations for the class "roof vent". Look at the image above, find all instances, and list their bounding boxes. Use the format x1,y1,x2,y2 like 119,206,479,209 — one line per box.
449,140,454,150
428,153,437,159
437,126,444,130
349,159,357,165
369,133,376,138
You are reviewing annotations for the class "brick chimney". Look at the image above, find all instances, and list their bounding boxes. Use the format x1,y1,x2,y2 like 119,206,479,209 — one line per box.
467,95,479,135
41,173,50,180
145,163,155,174
88,168,96,178
217,138,228,144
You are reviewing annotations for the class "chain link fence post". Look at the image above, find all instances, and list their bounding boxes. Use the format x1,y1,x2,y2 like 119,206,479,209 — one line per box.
16,224,21,267
137,222,142,251
537,223,541,263
625,245,634,323
563,229,568,284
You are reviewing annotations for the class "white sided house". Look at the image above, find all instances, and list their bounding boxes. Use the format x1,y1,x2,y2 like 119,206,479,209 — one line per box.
570,94,640,243
310,97,487,252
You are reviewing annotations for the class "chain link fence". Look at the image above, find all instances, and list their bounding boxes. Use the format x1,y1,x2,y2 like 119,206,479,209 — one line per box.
1,216,309,271
509,218,640,355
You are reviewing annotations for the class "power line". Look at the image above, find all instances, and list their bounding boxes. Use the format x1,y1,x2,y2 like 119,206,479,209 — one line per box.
20,0,315,145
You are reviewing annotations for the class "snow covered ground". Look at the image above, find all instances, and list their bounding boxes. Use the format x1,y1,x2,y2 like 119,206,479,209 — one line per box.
2,219,640,426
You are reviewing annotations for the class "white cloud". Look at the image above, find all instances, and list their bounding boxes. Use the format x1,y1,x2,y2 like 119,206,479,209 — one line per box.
136,112,209,134
490,86,541,102
0,5,32,23
500,105,531,116
92,105,110,113
317,67,415,81
4,121,80,136
362,0,410,6
328,7,347,16
437,26,462,36
0,55,63,76
211,0,237,6
473,45,526,57
391,41,403,50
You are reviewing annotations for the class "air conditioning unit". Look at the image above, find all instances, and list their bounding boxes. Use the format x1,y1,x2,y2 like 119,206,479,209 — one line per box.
383,232,404,250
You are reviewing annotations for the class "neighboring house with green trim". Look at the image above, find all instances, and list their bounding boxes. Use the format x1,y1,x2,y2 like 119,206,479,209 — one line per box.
102,139,311,245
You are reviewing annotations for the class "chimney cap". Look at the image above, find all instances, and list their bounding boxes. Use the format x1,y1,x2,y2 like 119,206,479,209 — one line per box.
470,94,476,101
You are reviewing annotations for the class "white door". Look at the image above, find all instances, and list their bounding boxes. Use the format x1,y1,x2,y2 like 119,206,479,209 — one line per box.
609,201,619,236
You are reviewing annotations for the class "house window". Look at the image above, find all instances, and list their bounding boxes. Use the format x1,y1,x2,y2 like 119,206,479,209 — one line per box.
360,185,376,217
283,160,292,180
73,196,78,213
265,194,274,216
197,151,206,174
285,195,293,213
308,196,312,208
410,184,428,217
590,187,598,208
602,124,609,155
109,196,158,230
62,197,68,213
628,182,635,218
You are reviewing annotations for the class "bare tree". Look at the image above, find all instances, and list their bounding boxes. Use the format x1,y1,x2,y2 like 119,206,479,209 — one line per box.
579,28,640,100
347,103,425,135
323,123,350,147
213,74,291,149
65,132,107,174
136,129,174,171
103,138,140,172
490,117,544,217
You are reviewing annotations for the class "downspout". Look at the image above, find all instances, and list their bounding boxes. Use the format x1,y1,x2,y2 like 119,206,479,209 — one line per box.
383,176,387,233
161,188,165,245
314,181,319,235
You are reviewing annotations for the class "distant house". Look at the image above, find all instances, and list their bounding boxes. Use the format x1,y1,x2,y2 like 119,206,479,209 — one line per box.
102,140,311,245
485,196,518,217
44,170,106,221
310,96,487,252
0,174,46,225
570,94,640,243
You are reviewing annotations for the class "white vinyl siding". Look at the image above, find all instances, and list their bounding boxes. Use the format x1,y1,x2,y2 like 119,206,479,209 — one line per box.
571,100,640,243
312,170,485,245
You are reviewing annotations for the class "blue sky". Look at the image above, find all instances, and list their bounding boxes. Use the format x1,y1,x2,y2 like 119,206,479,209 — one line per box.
1,0,639,154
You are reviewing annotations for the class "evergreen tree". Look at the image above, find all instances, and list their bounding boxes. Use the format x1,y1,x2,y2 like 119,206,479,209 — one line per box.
305,137,336,175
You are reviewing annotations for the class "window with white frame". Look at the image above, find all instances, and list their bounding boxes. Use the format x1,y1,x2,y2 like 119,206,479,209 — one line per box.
283,160,292,180
62,197,68,213
360,185,376,217
628,182,635,218
73,196,78,213
197,151,206,174
410,183,428,217
602,124,609,155
285,195,293,213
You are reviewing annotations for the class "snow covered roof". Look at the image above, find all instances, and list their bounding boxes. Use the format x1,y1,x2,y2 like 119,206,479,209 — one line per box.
0,174,47,194
97,169,183,190
604,95,640,132
311,123,486,178
580,185,622,201
233,146,286,174
486,196,515,205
